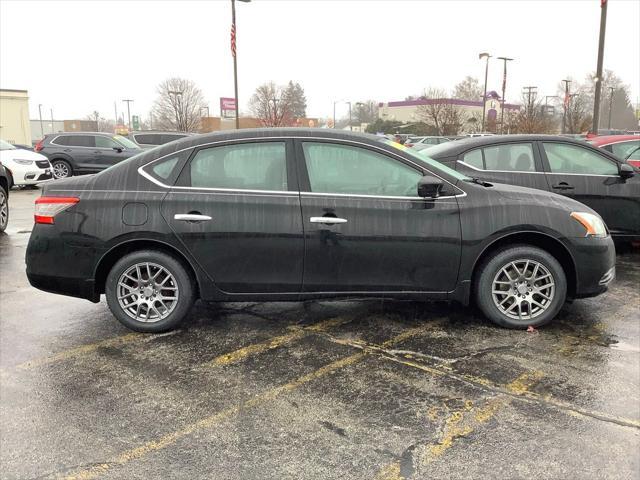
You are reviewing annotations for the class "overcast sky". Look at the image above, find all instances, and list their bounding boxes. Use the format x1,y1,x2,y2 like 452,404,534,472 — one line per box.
1,0,638,122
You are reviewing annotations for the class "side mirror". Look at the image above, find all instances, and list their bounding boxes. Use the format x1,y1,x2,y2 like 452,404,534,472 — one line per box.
620,163,635,178
112,146,123,153
417,175,444,198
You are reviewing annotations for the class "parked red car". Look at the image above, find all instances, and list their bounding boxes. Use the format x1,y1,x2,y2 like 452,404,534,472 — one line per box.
588,135,640,168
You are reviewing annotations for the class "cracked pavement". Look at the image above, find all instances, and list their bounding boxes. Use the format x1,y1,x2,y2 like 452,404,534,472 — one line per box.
1,188,639,479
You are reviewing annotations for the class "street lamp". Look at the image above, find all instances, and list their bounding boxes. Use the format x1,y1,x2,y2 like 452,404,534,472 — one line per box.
478,52,491,132
38,104,44,139
497,56,514,134
122,99,134,131
608,86,615,129
346,101,352,131
231,0,251,129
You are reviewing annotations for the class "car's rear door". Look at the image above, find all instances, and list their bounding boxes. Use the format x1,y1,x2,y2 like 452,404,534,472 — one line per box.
62,135,98,171
455,141,550,191
160,139,304,294
295,139,462,293
539,140,640,237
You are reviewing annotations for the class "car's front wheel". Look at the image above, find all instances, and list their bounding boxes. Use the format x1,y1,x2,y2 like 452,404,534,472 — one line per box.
475,245,567,328
105,250,195,332
51,159,72,179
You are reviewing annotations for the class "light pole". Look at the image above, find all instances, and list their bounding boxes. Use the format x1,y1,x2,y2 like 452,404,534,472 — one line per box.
355,102,364,131
592,0,608,134
122,99,134,131
38,104,44,139
231,0,251,129
497,56,514,134
50,108,54,134
607,86,615,129
478,52,491,132
561,79,572,134
346,101,352,131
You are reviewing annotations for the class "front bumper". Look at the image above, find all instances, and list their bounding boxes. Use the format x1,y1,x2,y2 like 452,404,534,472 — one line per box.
569,235,616,299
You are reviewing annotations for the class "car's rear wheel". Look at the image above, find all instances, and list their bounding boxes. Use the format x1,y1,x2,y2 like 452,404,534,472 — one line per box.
51,159,72,179
0,185,8,232
475,245,566,328
105,250,195,332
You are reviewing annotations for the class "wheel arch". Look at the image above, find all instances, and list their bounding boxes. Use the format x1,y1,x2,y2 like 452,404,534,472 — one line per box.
94,239,200,298
470,231,577,300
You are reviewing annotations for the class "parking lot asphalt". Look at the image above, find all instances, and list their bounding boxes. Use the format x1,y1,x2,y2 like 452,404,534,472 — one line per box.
1,187,639,480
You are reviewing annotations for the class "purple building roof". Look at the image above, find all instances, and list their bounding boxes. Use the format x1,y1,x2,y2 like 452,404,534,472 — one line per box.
379,98,520,110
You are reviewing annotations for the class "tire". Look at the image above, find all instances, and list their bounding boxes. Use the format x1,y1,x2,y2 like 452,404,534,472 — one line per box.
7,172,14,190
51,159,72,179
0,185,8,232
474,245,567,329
105,250,195,332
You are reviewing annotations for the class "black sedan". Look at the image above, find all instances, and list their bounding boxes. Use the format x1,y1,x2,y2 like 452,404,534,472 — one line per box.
26,129,615,332
424,135,639,243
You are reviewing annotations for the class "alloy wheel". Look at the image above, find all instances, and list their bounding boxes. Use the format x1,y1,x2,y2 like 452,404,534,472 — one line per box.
491,259,555,321
52,162,70,179
117,262,179,323
0,190,7,229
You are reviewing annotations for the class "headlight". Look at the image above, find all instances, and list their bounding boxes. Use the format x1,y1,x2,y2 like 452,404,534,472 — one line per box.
570,212,607,238
14,159,33,165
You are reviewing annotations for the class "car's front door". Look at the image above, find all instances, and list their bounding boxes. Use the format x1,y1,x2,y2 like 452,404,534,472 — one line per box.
94,135,126,169
160,139,304,294
456,142,550,191
295,140,462,293
539,141,640,237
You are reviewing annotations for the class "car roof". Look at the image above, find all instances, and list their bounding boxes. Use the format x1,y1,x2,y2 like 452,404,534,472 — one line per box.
424,134,591,158
47,132,118,137
588,135,640,146
130,131,193,135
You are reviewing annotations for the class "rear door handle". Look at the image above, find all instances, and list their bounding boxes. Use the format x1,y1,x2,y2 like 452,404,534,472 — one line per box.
310,217,347,224
552,182,574,190
174,213,212,222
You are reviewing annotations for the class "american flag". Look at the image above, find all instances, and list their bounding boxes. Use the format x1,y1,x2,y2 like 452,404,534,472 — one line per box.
230,24,236,58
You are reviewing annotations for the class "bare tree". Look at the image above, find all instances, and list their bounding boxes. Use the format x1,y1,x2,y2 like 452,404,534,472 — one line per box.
453,76,483,101
249,82,292,127
416,88,466,135
566,91,593,134
281,81,307,119
152,78,206,132
352,100,379,124
85,111,115,133
585,70,637,130
510,90,554,134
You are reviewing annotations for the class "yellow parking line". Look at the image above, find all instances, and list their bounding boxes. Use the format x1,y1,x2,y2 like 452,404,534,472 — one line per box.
15,333,145,371
204,315,355,367
61,322,438,479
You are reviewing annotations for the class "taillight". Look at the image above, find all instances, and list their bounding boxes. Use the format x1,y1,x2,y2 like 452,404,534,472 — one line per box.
34,196,79,224
628,160,640,168
405,143,414,147
34,139,44,152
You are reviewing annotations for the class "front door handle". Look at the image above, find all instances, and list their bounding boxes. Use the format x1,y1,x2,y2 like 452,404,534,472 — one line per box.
174,213,212,222
552,182,574,191
310,216,348,224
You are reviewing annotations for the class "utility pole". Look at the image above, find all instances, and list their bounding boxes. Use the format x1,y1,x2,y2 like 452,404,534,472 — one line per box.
271,97,279,126
114,101,118,125
561,79,571,134
333,101,337,129
479,52,491,132
347,101,352,131
607,86,615,129
50,109,54,134
122,99,134,131
592,0,608,134
38,104,44,139
497,57,514,134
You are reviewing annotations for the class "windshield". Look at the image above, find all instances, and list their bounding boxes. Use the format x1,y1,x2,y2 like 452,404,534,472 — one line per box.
114,135,141,149
0,139,16,151
379,138,470,182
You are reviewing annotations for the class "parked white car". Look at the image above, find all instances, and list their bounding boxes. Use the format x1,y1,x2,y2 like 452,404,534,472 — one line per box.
0,139,52,187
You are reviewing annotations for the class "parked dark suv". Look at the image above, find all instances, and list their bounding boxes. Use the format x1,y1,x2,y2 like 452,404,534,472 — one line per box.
126,131,194,149
35,132,141,179
26,129,615,333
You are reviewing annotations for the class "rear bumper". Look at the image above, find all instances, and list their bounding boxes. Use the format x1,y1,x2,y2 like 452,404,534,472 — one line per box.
27,273,99,302
570,236,616,299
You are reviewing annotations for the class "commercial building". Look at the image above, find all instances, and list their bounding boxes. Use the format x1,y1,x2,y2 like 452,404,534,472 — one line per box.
30,119,66,140
0,89,32,145
378,91,520,132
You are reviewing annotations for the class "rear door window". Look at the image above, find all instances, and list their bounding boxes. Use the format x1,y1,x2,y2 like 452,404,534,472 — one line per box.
542,143,618,175
66,136,95,148
187,142,287,191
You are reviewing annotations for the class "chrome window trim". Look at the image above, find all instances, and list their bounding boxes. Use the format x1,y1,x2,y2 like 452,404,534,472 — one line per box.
299,191,464,201
50,134,133,150
457,160,545,174
138,135,467,198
